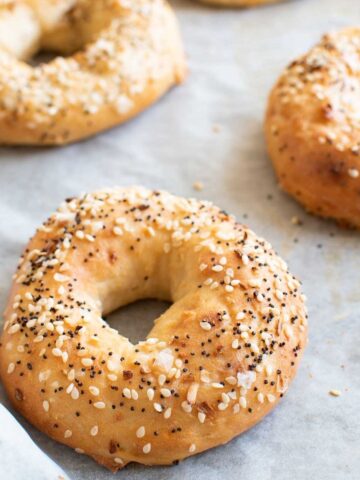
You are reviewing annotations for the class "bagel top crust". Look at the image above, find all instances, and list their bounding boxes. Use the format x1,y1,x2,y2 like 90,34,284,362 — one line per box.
265,28,360,228
0,187,308,470
0,0,186,145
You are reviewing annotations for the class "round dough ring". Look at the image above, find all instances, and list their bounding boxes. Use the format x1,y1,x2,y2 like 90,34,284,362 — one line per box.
266,28,360,228
0,0,186,145
0,187,308,470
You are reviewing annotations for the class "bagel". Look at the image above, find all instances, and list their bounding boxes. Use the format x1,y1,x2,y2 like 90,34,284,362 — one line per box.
0,186,308,470
0,0,186,146
265,28,360,228
195,0,283,8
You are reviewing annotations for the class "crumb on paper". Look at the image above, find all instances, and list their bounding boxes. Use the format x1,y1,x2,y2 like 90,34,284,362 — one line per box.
291,216,303,225
329,389,341,397
212,124,221,133
193,181,204,192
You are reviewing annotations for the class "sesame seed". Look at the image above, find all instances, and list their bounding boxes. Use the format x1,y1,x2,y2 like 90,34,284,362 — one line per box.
136,426,146,438
131,389,139,400
242,254,249,265
147,388,155,401
89,386,100,396
275,289,284,300
153,403,162,412
211,382,224,389
256,293,265,302
71,387,80,400
90,425,99,436
53,273,70,283
198,412,206,423
123,388,131,399
181,401,192,413
160,388,171,398
283,324,293,339
187,383,199,404
39,371,50,382
8,324,20,335
66,383,74,394
164,407,172,419
212,264,223,272
43,400,49,412
267,394,276,403
225,376,237,385
113,226,123,236
143,443,151,454
7,363,15,374
81,358,93,367
93,402,106,409
221,393,230,404
200,321,212,331
107,359,117,371
239,396,247,408
158,374,166,386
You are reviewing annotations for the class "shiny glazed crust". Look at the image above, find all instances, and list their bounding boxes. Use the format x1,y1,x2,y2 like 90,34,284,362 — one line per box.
0,187,308,470
265,28,360,228
0,0,186,145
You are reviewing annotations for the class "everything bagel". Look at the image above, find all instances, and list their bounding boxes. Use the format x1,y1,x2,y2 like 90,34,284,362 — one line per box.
0,187,308,470
0,0,186,145
265,28,360,228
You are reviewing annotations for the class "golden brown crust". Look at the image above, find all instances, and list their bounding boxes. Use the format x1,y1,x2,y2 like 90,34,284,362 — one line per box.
0,187,308,470
265,28,360,228
0,0,186,146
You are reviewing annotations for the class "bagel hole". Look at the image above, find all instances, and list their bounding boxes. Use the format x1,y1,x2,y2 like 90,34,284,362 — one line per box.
105,299,171,344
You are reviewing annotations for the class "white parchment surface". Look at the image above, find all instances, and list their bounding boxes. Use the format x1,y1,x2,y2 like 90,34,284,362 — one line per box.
0,0,359,479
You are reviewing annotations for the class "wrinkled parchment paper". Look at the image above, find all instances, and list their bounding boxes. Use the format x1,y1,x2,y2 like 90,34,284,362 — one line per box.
0,0,359,478
0,405,69,480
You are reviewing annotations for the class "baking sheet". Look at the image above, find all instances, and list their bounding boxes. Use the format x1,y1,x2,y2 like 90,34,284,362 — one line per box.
0,0,359,478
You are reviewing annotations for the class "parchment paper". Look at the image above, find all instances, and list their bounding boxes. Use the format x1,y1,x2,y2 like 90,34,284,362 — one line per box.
0,0,359,478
